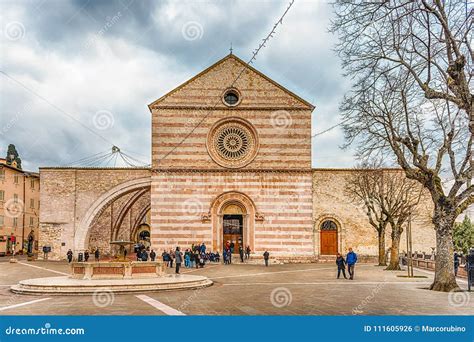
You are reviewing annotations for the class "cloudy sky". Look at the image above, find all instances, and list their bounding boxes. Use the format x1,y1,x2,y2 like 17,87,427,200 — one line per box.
0,0,357,171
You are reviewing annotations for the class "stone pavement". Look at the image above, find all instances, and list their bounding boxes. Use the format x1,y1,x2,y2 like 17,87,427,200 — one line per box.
0,259,472,315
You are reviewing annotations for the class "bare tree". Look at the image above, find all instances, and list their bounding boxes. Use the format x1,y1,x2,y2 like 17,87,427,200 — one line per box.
347,167,422,269
346,167,389,266
331,0,472,291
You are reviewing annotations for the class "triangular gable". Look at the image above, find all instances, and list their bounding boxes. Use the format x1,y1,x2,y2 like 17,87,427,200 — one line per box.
148,54,314,111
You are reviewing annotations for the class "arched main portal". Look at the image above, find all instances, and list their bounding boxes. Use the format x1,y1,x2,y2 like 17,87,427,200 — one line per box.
209,191,257,253
320,219,338,255
75,177,151,253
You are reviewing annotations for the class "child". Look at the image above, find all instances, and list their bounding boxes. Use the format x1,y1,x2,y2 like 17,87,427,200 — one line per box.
336,253,347,279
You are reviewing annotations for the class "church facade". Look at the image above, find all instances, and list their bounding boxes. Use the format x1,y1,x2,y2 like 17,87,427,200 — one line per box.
38,55,436,261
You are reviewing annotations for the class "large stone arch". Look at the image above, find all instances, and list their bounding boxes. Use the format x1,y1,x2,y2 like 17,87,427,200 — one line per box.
209,191,257,252
75,177,151,252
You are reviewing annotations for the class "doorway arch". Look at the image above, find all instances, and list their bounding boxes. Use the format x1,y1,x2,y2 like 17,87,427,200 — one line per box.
319,219,339,255
209,191,256,253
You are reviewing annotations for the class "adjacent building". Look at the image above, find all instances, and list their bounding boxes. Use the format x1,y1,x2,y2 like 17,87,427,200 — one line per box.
0,147,40,256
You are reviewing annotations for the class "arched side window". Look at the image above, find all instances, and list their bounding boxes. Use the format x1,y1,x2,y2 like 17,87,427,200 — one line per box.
320,220,337,231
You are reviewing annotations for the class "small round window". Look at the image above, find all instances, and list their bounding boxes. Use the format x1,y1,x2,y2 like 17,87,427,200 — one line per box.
223,89,240,106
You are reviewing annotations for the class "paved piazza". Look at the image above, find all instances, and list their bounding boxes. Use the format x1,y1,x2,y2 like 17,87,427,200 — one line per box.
0,258,472,316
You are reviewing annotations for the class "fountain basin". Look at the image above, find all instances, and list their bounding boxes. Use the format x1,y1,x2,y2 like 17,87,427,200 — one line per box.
71,261,165,280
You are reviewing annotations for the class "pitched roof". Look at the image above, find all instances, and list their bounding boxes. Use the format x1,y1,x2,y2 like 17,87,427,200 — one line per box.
148,53,314,111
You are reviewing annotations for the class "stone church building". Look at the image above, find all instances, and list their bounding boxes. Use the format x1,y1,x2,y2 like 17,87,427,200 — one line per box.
39,54,436,261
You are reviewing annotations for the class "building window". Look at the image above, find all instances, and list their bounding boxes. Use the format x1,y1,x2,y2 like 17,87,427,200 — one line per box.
321,220,337,231
13,194,18,203
0,169,4,180
30,198,35,209
0,216,3,227
29,217,34,227
14,174,19,184
0,190,4,201
13,218,18,227
222,88,241,106
31,179,35,189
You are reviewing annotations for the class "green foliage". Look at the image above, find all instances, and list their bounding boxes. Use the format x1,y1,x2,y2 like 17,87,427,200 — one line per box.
453,216,474,254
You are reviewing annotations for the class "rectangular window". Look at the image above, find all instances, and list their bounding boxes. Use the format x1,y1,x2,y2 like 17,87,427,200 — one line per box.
13,218,17,227
29,217,34,227
0,190,4,201
30,198,34,209
13,194,18,203
14,174,19,184
0,216,4,226
0,169,4,180
30,179,35,189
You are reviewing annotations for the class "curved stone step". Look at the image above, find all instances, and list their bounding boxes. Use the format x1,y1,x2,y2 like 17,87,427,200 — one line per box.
10,275,212,295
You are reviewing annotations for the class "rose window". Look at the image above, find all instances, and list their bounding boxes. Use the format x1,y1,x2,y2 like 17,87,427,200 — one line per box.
207,118,258,168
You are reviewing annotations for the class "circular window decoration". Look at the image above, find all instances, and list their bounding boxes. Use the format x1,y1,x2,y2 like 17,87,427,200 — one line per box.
207,117,259,168
222,88,241,107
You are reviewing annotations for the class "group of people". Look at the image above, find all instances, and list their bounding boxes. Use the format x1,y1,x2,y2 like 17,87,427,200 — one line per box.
67,245,358,280
161,243,222,274
66,248,100,263
136,248,156,262
335,248,358,280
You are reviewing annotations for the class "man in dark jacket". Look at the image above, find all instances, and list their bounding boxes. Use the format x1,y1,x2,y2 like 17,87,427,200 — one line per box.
335,253,347,279
84,250,90,262
94,248,100,262
150,250,156,261
66,249,73,263
175,247,183,274
239,246,244,263
346,248,358,280
263,251,270,267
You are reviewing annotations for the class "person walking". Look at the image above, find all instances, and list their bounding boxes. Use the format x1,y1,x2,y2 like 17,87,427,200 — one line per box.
245,245,251,259
175,247,183,274
346,247,358,280
185,250,191,268
94,248,100,262
263,250,270,267
335,253,347,279
150,249,156,262
454,252,460,277
239,245,244,263
169,249,174,268
84,250,90,262
67,249,73,263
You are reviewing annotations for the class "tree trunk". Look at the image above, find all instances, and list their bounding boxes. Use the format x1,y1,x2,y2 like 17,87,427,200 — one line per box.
430,211,459,292
385,235,401,270
377,229,387,266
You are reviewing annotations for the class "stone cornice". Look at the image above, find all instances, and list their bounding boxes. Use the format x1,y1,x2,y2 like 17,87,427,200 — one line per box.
152,168,313,174
150,105,311,111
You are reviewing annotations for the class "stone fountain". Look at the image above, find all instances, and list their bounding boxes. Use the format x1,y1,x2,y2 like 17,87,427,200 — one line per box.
11,241,212,295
